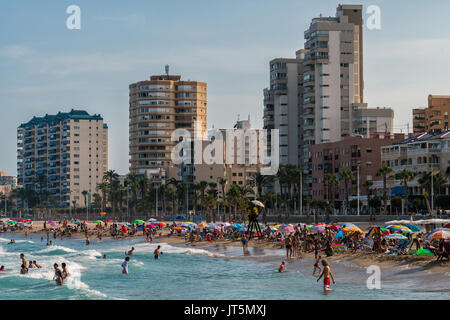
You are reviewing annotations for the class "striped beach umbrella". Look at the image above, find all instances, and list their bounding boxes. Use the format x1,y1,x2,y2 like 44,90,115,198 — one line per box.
385,233,408,240
386,225,412,234
426,230,450,240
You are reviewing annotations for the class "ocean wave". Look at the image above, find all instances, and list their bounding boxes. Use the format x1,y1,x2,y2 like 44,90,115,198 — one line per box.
35,245,78,255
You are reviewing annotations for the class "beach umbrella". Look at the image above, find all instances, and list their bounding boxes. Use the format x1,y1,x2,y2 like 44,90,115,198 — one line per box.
93,220,103,224
0,218,10,222
105,219,112,222
341,226,363,233
75,222,82,225
176,215,187,220
148,218,157,222
367,227,390,237
426,228,450,238
328,225,340,230
7,221,17,225
385,234,408,240
132,219,145,225
279,225,295,233
177,222,189,227
264,226,276,231
444,223,450,229
124,223,131,226
311,224,327,232
405,224,422,232
154,222,165,227
341,223,359,229
99,212,107,216
386,225,412,234
251,200,265,208
198,221,209,228
48,220,57,227
18,219,27,223
146,224,156,228
426,230,450,240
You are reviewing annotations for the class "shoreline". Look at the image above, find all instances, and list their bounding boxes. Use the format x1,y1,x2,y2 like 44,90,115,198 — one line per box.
2,221,449,276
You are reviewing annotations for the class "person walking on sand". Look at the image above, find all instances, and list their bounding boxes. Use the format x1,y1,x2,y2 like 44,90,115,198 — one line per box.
122,257,130,274
317,259,335,292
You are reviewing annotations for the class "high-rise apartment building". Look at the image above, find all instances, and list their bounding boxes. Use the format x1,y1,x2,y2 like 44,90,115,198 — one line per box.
129,72,207,183
263,56,304,166
17,110,108,208
263,4,394,182
413,95,450,134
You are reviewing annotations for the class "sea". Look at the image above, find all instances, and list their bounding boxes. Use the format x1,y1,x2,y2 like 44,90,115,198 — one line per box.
0,233,449,300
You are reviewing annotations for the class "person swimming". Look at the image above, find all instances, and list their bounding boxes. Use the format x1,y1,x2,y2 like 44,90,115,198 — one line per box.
0,265,4,271
33,261,42,268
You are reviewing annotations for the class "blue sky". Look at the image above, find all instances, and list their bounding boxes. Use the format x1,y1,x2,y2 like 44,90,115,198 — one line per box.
1,0,450,176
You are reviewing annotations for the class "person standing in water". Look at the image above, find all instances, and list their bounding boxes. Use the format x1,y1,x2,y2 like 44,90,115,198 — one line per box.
20,254,27,269
316,259,335,292
126,247,135,256
154,245,162,260
312,255,322,276
61,263,70,279
122,257,130,274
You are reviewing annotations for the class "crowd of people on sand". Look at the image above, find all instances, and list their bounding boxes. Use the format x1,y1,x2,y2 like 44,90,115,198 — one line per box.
1,211,448,291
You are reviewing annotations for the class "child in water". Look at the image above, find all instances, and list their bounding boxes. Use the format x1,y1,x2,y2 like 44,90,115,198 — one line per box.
279,261,286,273
316,259,335,292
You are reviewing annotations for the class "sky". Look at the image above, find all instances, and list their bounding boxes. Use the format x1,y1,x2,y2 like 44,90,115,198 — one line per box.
1,0,450,176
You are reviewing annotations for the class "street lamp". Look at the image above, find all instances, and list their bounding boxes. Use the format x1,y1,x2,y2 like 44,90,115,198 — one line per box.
357,161,361,216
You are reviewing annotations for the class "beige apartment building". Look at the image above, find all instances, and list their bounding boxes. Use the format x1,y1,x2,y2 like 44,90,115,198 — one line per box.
168,117,265,197
17,110,108,208
413,95,450,134
374,131,450,198
129,72,207,183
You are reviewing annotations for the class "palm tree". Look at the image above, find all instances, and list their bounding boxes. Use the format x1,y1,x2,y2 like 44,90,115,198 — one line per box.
96,182,108,212
376,165,394,215
339,169,355,215
324,174,339,210
81,190,89,221
363,180,374,214
103,170,120,216
227,184,243,221
33,174,48,207
198,181,208,215
395,169,414,216
204,193,217,222
217,177,228,217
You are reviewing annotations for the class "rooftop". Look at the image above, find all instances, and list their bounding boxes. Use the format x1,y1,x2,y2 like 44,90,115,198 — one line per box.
19,109,104,128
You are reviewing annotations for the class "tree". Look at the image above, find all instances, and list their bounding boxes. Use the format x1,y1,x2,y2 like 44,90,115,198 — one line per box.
324,174,339,212
395,169,414,216
198,181,208,216
376,165,393,215
339,169,355,215
363,180,373,215
368,196,382,214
